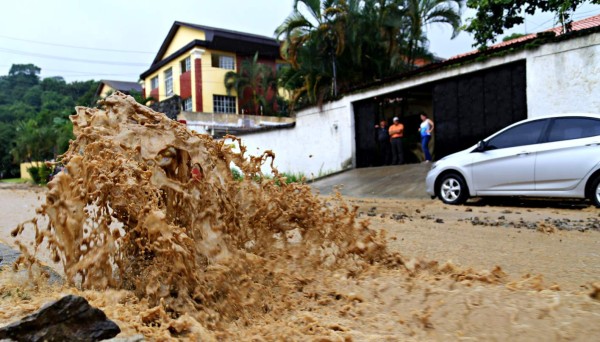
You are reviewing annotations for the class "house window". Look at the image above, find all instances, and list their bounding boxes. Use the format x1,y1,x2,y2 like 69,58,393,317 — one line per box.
182,97,193,112
180,57,191,73
211,54,235,70
213,95,236,113
164,68,173,96
150,76,159,89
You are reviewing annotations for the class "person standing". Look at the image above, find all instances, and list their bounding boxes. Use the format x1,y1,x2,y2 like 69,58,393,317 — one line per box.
388,117,404,165
418,113,434,162
375,120,391,165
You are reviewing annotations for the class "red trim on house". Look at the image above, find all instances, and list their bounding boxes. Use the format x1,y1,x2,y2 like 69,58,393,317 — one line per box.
150,87,159,100
141,87,145,99
180,71,192,99
194,58,203,112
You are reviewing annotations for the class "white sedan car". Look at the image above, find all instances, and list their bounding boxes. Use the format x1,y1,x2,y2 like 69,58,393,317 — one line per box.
426,113,600,206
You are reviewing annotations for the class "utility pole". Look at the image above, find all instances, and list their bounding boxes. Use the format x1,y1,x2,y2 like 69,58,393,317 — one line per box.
332,52,338,98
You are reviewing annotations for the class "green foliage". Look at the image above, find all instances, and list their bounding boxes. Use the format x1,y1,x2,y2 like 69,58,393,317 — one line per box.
129,90,155,106
38,163,52,184
224,52,280,116
231,167,244,181
465,0,600,48
229,167,306,185
280,172,306,184
0,122,18,178
0,64,98,178
0,178,27,184
27,165,41,184
27,163,52,185
502,32,528,42
276,0,464,109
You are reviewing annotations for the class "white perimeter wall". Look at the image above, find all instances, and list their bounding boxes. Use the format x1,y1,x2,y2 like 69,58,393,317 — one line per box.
235,100,354,177
527,33,600,117
234,32,599,175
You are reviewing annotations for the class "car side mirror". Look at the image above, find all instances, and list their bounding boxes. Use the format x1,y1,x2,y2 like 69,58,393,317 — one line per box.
475,140,487,152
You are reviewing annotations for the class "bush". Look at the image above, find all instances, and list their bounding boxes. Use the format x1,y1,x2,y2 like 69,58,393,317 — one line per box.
281,172,305,184
39,164,52,184
230,168,306,185
27,166,41,184
27,163,52,185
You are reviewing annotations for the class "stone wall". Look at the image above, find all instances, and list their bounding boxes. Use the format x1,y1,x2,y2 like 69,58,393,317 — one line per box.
151,95,181,120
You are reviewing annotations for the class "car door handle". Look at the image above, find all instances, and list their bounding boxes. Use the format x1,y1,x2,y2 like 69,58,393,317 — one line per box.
586,142,600,146
517,151,530,156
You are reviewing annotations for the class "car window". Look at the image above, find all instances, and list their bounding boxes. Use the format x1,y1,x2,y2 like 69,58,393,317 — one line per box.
547,117,600,142
486,120,547,150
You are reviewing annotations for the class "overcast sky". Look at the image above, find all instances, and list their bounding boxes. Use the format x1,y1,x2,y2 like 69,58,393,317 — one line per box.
1,0,599,83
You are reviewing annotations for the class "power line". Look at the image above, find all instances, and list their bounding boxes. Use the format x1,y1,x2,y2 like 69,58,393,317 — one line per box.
0,49,281,72
0,65,140,78
0,35,154,54
0,47,149,66
572,7,600,15
572,9,600,19
527,7,600,32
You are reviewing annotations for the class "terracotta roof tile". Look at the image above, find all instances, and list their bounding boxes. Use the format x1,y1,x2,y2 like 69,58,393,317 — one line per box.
451,14,600,60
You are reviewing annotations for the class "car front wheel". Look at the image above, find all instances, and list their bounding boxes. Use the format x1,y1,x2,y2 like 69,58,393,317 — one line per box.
437,173,469,205
590,176,600,208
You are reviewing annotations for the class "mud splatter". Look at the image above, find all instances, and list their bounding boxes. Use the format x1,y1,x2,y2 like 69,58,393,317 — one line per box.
13,92,386,332
7,93,600,340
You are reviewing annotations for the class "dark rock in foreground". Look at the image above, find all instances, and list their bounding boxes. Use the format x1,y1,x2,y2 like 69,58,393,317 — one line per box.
0,294,120,342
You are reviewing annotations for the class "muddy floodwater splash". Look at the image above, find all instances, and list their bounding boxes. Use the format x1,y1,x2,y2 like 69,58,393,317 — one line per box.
13,92,386,326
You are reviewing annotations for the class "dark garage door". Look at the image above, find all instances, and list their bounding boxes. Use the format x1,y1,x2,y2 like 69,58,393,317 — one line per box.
433,61,527,158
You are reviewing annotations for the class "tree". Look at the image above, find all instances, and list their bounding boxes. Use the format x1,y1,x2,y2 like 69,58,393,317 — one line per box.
0,122,18,178
465,0,600,48
0,64,98,178
9,64,41,77
404,0,463,67
0,64,41,103
275,1,463,109
224,52,278,115
276,0,348,99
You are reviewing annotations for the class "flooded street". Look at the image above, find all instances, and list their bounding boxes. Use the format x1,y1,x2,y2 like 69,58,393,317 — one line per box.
2,185,600,340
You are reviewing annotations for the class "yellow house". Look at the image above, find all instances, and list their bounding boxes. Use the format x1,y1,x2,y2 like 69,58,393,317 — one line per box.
95,80,142,98
140,22,285,115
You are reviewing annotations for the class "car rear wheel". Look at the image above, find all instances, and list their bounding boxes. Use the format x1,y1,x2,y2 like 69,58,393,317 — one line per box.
438,173,469,205
590,176,600,208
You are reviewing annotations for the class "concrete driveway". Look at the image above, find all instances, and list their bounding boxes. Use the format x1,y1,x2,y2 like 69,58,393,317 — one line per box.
310,163,432,199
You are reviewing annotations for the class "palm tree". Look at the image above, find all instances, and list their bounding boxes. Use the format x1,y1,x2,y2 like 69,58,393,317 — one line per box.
275,0,348,99
404,0,463,67
224,52,277,115
274,0,463,109
342,0,410,80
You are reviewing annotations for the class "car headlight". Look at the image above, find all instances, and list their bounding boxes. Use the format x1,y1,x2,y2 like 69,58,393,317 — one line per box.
430,161,439,170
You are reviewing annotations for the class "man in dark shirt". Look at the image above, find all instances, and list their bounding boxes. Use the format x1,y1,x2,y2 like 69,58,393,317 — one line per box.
375,119,391,165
